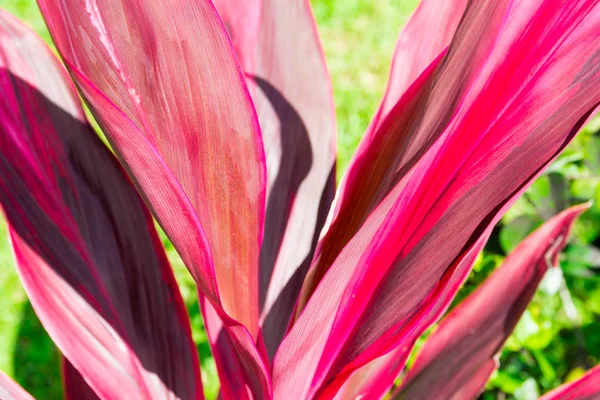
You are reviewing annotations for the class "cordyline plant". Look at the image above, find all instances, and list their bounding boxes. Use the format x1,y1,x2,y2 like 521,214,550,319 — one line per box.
1,0,600,398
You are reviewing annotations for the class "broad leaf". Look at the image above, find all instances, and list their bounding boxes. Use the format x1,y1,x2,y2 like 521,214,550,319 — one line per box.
274,2,600,398
212,0,337,360
35,0,271,395
0,11,202,399
297,0,468,309
393,204,588,399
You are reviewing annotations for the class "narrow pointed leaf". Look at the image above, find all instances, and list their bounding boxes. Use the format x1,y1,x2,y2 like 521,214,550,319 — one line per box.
540,365,600,400
0,370,34,400
67,67,272,399
275,2,600,398
296,0,468,309
393,204,588,400
35,0,271,394
364,0,468,137
333,233,490,400
0,11,202,399
212,0,337,359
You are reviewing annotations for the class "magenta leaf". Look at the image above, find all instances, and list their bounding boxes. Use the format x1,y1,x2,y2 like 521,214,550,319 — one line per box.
540,364,600,399
363,0,468,139
393,204,588,400
212,0,337,359
333,233,490,400
0,10,202,399
35,0,272,394
297,0,469,308
275,2,600,398
0,370,34,400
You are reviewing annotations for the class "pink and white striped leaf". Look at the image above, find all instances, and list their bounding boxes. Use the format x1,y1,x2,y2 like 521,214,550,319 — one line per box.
393,204,588,400
275,2,600,398
212,0,337,359
35,0,271,395
540,365,600,400
0,10,202,399
0,370,34,400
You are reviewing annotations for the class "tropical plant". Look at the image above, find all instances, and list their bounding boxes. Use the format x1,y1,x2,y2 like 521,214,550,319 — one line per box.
0,0,600,399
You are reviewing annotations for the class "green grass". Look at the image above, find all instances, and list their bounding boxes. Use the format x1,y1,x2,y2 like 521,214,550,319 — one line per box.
1,1,599,399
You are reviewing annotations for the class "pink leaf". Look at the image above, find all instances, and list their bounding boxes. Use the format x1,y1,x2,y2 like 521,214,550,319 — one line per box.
275,2,600,398
35,0,271,394
199,295,250,400
365,0,469,138
212,0,337,359
36,0,266,338
0,11,202,399
331,350,407,400
333,233,490,400
0,370,34,400
296,0,468,309
540,364,600,399
393,204,588,399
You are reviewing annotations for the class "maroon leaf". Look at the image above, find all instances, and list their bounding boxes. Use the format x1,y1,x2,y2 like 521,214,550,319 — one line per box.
199,295,249,400
35,0,272,395
0,10,202,399
393,204,588,400
362,0,468,141
62,359,100,400
274,2,600,398
332,233,490,400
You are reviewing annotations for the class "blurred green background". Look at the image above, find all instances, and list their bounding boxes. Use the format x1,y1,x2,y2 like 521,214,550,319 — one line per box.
1,0,599,399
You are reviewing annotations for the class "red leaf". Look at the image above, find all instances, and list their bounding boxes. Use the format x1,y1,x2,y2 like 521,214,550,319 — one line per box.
393,204,588,399
0,370,34,400
35,0,272,395
274,2,600,398
212,0,337,359
540,364,600,400
333,233,490,400
0,11,202,399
